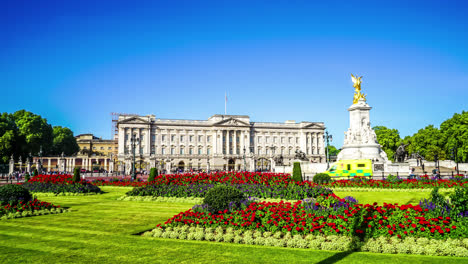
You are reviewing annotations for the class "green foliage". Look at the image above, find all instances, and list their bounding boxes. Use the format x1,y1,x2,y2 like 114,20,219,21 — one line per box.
13,110,53,157
203,185,246,213
51,126,79,156
327,145,340,157
449,187,468,218
148,167,157,182
24,172,30,182
292,162,302,182
406,125,446,161
386,174,402,183
373,126,401,161
313,173,331,184
73,167,81,183
440,111,468,162
0,184,32,205
429,187,449,209
0,113,18,163
33,168,38,177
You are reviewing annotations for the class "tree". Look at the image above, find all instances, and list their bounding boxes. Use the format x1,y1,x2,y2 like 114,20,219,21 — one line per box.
13,110,53,156
373,126,401,161
73,167,81,182
51,126,79,156
148,167,158,182
292,162,302,182
440,111,468,162
406,125,446,161
0,113,17,163
326,145,340,158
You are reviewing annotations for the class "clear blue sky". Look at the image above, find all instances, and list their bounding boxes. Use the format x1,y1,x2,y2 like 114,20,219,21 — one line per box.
2,0,467,148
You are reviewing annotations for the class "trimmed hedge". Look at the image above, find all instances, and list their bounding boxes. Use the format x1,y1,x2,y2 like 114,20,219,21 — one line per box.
313,173,331,184
148,168,157,182
292,162,302,182
203,185,246,213
0,184,32,205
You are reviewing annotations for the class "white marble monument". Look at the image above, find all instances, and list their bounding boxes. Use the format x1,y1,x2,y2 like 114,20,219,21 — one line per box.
337,75,388,163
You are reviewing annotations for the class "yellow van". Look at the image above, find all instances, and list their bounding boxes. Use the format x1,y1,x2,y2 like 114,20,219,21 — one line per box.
324,159,373,179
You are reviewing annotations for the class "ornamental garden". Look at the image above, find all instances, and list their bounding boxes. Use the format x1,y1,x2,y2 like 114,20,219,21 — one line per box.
1,170,468,262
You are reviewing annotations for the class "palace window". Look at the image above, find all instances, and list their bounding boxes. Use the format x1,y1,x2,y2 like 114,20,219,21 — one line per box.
171,148,175,155
189,148,193,155
198,135,203,142
162,147,166,155
189,135,193,142
180,147,184,155
162,135,166,141
198,148,202,155
207,136,211,142
296,138,299,144
171,135,175,142
207,148,211,155
180,135,184,141
265,137,269,143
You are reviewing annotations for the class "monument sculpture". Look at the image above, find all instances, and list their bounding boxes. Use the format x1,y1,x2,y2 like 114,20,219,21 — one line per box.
294,149,308,161
394,143,408,162
337,74,388,162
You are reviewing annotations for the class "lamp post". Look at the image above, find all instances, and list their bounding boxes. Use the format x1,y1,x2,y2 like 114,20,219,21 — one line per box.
130,135,139,181
323,130,333,169
451,144,459,175
243,146,246,171
39,145,43,174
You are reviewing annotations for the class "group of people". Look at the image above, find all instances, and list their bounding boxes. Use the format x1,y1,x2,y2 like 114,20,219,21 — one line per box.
408,167,441,180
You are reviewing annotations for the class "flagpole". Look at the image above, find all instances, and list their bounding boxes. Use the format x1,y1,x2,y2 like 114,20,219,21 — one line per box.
225,92,227,115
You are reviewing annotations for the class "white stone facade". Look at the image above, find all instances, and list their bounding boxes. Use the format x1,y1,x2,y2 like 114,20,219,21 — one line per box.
117,114,325,172
337,99,388,162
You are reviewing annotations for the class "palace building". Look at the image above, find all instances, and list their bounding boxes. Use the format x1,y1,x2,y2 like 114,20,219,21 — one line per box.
117,114,326,173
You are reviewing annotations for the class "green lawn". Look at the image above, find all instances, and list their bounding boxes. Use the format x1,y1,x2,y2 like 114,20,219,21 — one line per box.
333,191,430,205
0,186,466,264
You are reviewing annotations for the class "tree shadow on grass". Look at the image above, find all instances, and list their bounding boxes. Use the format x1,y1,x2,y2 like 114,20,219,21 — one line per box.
316,205,375,264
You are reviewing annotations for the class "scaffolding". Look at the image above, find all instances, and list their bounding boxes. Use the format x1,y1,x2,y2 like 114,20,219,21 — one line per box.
111,112,138,156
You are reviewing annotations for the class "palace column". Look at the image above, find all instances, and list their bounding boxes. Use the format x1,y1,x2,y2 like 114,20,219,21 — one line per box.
104,158,108,171
225,130,229,155
47,159,51,172
234,130,238,155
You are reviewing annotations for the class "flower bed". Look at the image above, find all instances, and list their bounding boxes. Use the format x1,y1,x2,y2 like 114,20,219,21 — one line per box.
159,194,468,240
1,198,68,220
143,226,468,257
323,178,468,189
26,175,102,194
125,184,333,200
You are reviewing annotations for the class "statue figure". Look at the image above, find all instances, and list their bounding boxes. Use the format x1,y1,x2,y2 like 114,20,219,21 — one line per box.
294,149,308,161
351,74,366,104
394,143,408,162
273,155,284,166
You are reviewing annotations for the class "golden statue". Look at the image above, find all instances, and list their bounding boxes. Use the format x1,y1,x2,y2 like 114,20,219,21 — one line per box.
351,74,366,104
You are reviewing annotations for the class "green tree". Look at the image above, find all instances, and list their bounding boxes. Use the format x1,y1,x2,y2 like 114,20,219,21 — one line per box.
407,125,445,161
440,111,468,162
292,162,302,182
73,167,81,182
326,145,340,157
373,126,401,161
148,167,158,182
13,110,53,156
51,126,79,156
0,113,18,163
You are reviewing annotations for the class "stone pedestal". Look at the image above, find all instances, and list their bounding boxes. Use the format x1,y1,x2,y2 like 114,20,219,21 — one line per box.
9,156,14,175
337,99,388,162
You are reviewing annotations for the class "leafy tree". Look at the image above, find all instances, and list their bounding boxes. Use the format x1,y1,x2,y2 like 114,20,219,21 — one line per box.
373,126,401,161
292,162,302,182
13,110,53,156
406,125,445,161
148,167,158,182
0,113,18,163
52,126,79,156
73,167,81,182
326,145,340,158
440,111,468,162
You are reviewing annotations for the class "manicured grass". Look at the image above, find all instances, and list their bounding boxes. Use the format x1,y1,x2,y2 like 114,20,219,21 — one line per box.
0,186,466,263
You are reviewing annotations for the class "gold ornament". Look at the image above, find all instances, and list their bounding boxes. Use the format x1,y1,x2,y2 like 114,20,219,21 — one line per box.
351,74,366,104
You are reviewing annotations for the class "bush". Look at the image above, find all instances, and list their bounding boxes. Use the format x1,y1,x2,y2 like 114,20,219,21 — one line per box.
32,169,38,177
313,173,331,184
450,187,468,218
148,167,157,182
0,184,33,205
73,167,81,183
386,174,402,183
430,187,449,208
203,185,246,213
24,172,30,182
292,162,302,182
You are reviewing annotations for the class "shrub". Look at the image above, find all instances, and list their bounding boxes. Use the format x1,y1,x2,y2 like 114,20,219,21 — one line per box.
203,185,246,214
292,162,302,182
32,169,38,177
313,173,331,184
0,184,33,205
430,187,449,208
386,174,402,183
148,167,157,182
24,172,30,182
450,187,468,218
73,167,81,183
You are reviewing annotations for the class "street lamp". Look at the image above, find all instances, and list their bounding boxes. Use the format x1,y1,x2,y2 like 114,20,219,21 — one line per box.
451,144,459,175
243,146,246,171
38,145,43,174
323,130,333,169
130,135,140,180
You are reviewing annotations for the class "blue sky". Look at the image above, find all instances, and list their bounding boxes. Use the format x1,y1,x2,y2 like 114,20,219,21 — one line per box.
2,0,467,147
